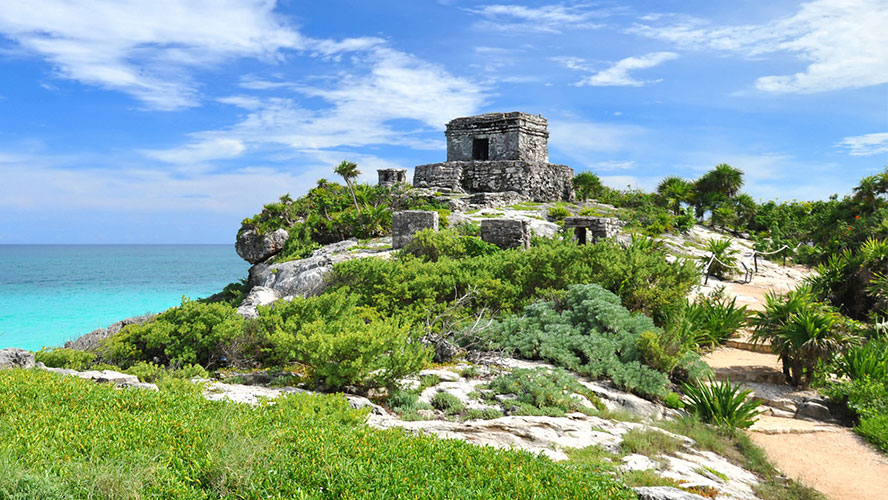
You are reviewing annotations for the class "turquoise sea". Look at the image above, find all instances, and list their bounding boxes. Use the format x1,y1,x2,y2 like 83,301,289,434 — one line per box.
0,245,249,351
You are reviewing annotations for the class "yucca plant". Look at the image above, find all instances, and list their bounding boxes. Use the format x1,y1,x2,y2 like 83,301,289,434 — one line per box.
681,377,761,430
702,238,738,279
697,293,749,346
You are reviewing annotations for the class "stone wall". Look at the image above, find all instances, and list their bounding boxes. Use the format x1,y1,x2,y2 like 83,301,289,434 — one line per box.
480,219,531,250
413,161,574,201
564,216,620,243
446,112,548,163
377,168,407,187
392,210,439,249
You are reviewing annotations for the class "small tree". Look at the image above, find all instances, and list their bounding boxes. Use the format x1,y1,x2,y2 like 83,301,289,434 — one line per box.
573,171,602,202
656,176,692,215
334,160,362,213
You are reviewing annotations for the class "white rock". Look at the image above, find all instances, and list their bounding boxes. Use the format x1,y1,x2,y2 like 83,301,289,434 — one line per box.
621,453,659,472
418,368,461,382
236,286,283,319
0,348,34,369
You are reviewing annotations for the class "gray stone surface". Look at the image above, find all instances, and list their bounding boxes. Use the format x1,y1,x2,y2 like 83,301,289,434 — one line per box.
235,228,289,264
392,210,439,249
249,254,333,299
0,348,35,369
446,112,549,163
795,399,833,422
480,218,531,249
634,487,707,500
64,314,156,351
236,286,283,319
413,112,574,202
377,168,407,187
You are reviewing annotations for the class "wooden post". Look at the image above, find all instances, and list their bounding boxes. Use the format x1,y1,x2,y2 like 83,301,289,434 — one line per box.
754,253,758,273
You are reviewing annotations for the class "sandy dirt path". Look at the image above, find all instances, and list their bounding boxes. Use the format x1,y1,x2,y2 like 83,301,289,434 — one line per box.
749,430,888,500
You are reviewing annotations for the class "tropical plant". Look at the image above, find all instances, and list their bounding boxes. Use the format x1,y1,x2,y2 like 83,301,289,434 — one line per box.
682,377,762,430
334,160,362,213
703,238,738,280
657,176,692,215
548,206,571,220
835,337,888,381
573,171,602,202
750,286,857,387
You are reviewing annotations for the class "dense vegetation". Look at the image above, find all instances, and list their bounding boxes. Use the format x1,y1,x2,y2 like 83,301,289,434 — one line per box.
239,178,447,262
0,369,634,499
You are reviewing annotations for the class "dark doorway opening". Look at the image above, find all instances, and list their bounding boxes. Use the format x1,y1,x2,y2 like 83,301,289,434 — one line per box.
472,137,489,160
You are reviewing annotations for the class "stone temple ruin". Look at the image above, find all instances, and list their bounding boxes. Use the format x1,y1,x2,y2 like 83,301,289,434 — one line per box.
412,112,574,202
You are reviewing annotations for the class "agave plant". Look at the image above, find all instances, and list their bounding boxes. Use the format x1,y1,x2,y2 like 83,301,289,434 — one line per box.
835,338,888,381
681,377,761,430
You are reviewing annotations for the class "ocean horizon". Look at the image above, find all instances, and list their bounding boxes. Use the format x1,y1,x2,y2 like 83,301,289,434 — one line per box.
0,244,249,351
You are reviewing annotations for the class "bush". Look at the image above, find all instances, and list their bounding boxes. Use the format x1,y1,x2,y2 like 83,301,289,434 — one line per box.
547,206,571,221
101,299,244,369
124,361,209,383
680,289,749,347
34,347,96,371
464,408,504,420
664,392,685,409
835,338,888,381
400,228,498,262
824,377,888,453
681,377,762,430
253,290,430,390
431,391,465,415
487,285,705,397
486,367,602,417
0,369,636,499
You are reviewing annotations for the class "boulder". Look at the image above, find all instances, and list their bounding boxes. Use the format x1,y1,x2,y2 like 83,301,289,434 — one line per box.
249,255,332,298
236,286,283,319
236,228,289,264
64,314,156,351
633,487,707,500
0,348,35,369
795,399,833,422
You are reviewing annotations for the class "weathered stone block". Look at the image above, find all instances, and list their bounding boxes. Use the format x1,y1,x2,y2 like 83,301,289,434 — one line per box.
480,219,531,250
377,168,407,187
564,216,619,244
392,210,439,249
446,112,549,163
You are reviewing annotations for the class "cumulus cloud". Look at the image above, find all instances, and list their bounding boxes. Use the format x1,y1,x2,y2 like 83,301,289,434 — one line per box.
837,132,888,156
0,0,382,110
548,120,645,156
148,47,485,161
630,0,888,93
572,52,678,87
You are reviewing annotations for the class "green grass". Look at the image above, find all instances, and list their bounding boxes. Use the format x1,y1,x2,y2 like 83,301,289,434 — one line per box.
0,369,635,500
619,429,684,457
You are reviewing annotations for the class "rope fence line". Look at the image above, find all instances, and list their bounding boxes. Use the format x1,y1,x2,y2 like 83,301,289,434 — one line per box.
703,242,803,285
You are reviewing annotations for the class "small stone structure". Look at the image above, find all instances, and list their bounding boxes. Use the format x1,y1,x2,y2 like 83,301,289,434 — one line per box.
392,210,439,249
413,112,574,202
377,168,407,187
564,216,619,244
480,219,531,250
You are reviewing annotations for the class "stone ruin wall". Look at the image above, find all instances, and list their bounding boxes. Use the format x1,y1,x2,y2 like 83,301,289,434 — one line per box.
413,161,574,202
445,113,549,163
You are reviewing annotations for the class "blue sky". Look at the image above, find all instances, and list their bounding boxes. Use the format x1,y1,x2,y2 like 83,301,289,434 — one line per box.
0,0,886,244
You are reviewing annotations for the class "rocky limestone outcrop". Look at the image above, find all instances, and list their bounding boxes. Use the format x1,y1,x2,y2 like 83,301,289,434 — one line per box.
236,286,283,319
634,487,707,500
37,364,158,390
0,348,35,369
236,228,289,264
64,314,156,351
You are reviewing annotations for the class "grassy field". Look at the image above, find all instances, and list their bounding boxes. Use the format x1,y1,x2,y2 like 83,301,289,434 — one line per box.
0,369,635,499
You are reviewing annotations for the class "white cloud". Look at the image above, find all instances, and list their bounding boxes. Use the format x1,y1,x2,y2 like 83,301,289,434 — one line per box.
631,0,888,93
594,160,636,171
143,138,246,164
149,47,484,161
837,132,888,156
468,4,607,33
574,52,678,87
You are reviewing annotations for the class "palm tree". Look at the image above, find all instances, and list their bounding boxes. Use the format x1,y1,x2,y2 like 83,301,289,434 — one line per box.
694,164,744,222
656,176,692,215
573,171,602,202
334,160,361,213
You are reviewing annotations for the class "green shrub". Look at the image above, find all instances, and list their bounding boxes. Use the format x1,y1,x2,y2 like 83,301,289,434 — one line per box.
547,206,571,221
835,337,888,381
0,369,636,499
681,377,761,430
34,348,96,371
400,228,498,262
619,428,683,457
664,392,685,409
824,377,888,453
101,299,244,369
464,408,504,420
487,367,602,416
431,391,465,415
487,285,699,397
680,289,749,347
254,290,430,390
